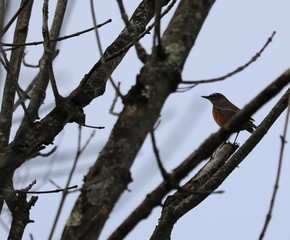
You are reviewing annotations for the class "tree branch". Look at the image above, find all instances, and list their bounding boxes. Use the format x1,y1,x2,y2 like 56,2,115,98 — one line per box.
60,1,215,239
2,19,112,49
178,31,276,91
258,91,290,240
107,70,290,240
15,0,68,139
150,143,238,240
0,0,34,148
152,88,290,240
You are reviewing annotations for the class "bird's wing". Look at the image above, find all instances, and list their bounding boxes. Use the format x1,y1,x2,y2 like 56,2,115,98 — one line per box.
214,105,239,119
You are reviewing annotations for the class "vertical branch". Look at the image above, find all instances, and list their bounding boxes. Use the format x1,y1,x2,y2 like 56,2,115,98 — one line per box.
90,1,124,109
6,182,38,240
153,0,163,55
0,0,5,37
16,0,68,138
89,0,104,59
150,130,169,180
42,0,60,101
0,0,34,148
48,127,95,240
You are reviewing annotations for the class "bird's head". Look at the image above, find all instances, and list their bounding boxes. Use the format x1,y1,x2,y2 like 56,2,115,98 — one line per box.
202,93,228,105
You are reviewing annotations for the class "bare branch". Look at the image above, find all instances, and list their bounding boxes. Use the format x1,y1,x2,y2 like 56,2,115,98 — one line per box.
109,81,122,116
2,185,78,194
90,0,104,61
116,0,148,62
107,71,290,240
42,0,61,101
178,31,276,92
259,93,290,240
150,130,170,181
14,49,60,111
15,0,69,137
150,143,238,240
0,0,34,147
0,0,31,37
153,0,163,56
48,127,95,240
2,19,112,49
99,0,178,66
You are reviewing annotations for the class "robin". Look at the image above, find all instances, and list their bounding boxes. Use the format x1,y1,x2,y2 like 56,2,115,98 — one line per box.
202,93,257,142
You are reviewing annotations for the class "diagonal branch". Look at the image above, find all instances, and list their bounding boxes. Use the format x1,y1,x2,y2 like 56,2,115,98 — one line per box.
258,92,290,240
116,0,148,62
61,1,215,239
0,0,31,37
107,70,290,240
155,88,290,240
150,143,238,240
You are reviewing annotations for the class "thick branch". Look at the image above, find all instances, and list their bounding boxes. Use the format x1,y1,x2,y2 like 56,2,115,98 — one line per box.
7,191,38,240
0,0,34,147
150,143,238,240
61,0,215,239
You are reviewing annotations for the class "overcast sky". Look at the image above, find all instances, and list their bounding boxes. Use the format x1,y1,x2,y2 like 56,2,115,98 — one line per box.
1,1,290,239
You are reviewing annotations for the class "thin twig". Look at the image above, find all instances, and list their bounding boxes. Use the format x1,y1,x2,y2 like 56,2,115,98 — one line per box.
258,94,290,240
49,179,61,189
153,0,163,56
116,0,148,62
109,81,122,116
1,183,78,194
90,0,104,61
15,83,33,124
150,130,170,181
106,78,290,240
90,2,124,112
116,0,129,25
104,0,178,63
178,31,276,92
14,49,60,111
79,123,105,129
0,55,7,70
110,77,124,99
81,0,178,87
2,19,112,49
34,146,57,157
48,127,96,240
0,43,9,69
42,0,61,101
22,51,39,68
48,61,61,101
15,185,78,194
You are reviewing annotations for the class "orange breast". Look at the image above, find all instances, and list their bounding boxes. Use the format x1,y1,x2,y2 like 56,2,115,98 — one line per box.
212,109,229,126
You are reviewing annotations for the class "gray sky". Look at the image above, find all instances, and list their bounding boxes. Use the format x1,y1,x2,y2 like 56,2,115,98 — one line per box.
1,0,290,239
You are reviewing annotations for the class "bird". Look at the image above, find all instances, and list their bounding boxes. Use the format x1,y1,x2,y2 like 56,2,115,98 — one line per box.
202,93,257,142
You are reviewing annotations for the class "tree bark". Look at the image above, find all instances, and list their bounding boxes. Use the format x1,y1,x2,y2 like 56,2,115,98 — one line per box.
61,0,216,239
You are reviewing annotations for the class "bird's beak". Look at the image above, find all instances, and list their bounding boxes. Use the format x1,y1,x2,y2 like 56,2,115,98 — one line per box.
202,95,210,100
